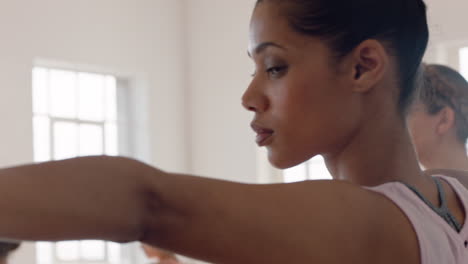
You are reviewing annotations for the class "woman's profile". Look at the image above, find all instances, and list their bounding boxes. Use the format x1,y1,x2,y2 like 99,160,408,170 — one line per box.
0,0,466,263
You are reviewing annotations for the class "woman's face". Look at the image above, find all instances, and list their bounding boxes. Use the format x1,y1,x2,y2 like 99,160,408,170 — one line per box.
407,101,438,167
243,3,362,169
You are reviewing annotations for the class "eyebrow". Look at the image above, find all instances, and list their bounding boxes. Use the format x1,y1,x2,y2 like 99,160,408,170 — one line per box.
247,42,286,57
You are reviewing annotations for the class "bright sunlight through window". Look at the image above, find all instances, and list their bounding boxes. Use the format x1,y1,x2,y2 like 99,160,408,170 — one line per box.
32,67,120,264
283,156,332,183
460,47,468,80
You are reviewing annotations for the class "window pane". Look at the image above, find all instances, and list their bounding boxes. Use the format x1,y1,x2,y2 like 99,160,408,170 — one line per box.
33,67,123,264
283,163,307,183
105,122,118,156
105,76,117,121
80,240,106,261
50,70,77,118
36,242,53,264
460,47,468,80
56,241,79,261
307,156,332,180
32,67,49,114
33,116,51,162
79,124,103,156
78,72,105,121
107,242,121,263
53,121,78,160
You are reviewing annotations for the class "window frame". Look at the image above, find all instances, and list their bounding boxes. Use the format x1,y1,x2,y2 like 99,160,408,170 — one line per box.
32,65,125,264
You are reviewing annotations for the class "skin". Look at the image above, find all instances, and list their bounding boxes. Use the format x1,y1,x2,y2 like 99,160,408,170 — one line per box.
0,2,465,264
0,158,419,263
141,243,180,263
408,101,468,170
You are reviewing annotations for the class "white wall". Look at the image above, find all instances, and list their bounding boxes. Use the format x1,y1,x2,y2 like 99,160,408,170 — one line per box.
424,0,468,65
0,0,189,171
0,0,188,263
426,0,468,43
185,0,263,183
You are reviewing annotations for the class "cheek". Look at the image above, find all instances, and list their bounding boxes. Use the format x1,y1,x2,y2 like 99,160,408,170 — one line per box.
270,74,360,161
273,77,330,130
407,117,420,140
407,113,434,152
274,70,341,116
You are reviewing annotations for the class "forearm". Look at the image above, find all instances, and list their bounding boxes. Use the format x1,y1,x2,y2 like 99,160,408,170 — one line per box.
0,156,152,242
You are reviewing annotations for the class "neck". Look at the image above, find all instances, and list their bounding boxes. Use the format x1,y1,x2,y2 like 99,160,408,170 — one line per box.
324,110,424,187
424,141,468,171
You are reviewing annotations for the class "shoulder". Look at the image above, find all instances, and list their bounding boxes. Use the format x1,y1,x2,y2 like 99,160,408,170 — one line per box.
350,182,420,264
148,175,421,263
360,183,420,264
266,180,420,264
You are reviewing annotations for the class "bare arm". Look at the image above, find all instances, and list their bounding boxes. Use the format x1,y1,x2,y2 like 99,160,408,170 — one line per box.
0,156,150,242
0,157,418,264
141,172,418,263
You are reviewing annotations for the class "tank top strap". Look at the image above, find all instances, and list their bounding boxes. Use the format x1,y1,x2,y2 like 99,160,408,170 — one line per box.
401,177,463,232
433,175,468,238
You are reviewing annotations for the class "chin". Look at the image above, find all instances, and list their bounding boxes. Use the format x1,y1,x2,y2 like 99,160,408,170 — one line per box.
267,149,304,169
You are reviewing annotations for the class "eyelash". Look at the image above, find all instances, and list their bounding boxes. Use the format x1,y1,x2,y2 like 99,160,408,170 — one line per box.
251,66,288,78
266,66,287,78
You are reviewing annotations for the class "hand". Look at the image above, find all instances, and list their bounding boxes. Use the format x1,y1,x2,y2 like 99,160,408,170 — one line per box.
158,259,180,264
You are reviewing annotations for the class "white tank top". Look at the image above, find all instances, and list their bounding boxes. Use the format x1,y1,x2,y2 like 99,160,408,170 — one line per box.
367,175,468,264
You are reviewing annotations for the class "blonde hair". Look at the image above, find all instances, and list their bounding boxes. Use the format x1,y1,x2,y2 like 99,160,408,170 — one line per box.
419,64,468,143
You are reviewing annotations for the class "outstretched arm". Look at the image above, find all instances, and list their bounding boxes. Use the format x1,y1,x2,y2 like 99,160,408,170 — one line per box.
0,156,149,242
140,170,418,263
0,156,418,264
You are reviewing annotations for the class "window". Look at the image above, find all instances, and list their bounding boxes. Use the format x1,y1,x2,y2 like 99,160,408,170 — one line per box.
460,47,468,80
283,156,332,183
32,67,121,264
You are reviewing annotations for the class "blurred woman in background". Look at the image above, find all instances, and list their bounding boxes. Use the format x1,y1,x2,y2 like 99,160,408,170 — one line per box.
408,64,468,171
408,64,468,186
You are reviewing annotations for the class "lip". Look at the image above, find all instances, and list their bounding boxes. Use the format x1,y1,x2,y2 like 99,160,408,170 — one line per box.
251,123,274,146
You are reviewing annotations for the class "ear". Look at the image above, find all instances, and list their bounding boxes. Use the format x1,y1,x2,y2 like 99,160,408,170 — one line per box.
350,39,388,93
436,107,456,136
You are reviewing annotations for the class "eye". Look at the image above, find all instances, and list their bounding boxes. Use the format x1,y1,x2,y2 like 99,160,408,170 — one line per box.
266,66,287,78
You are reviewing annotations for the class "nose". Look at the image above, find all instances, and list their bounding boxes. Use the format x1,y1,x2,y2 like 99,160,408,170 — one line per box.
241,79,269,113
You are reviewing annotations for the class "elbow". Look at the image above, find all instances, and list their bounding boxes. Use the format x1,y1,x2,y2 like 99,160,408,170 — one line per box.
110,188,157,244
110,157,162,243
108,156,171,245
133,189,165,245
132,161,166,244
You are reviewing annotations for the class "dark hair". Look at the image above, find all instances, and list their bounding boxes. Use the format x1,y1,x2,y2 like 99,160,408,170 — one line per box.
0,242,20,258
420,64,468,143
256,0,429,115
